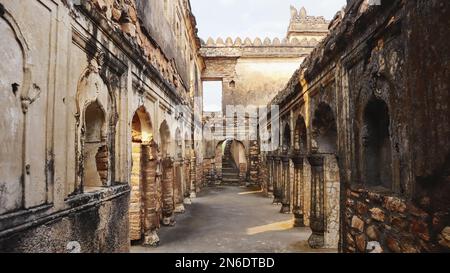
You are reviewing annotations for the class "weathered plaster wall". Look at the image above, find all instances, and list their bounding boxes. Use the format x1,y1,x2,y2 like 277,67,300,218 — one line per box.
0,0,204,253
0,186,130,253
225,58,303,109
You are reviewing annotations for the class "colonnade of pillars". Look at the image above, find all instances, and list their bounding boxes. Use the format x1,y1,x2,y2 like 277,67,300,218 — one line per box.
130,142,199,246
266,152,340,249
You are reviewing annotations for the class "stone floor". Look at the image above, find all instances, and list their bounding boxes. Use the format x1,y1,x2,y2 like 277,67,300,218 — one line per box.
131,185,337,253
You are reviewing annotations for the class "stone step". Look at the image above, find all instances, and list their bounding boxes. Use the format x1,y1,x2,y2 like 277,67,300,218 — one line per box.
222,166,237,170
222,173,239,177
222,172,239,175
222,175,240,179
222,178,240,183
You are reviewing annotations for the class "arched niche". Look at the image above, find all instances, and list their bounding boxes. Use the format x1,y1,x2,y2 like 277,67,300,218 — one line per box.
74,62,113,193
83,101,108,188
0,12,28,215
362,98,392,189
312,103,337,154
294,115,308,153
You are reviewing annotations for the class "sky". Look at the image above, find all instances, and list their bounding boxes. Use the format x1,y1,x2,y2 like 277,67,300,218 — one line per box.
191,0,347,112
190,0,347,40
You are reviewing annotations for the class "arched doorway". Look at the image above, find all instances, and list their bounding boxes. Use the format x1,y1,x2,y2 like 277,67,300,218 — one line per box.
217,139,247,185
309,103,340,249
129,106,159,246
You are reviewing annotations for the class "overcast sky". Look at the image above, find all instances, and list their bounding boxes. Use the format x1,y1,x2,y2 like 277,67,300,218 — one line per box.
191,0,347,111
190,0,347,40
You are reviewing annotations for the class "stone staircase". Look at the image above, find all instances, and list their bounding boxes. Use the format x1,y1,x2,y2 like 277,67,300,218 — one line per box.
221,140,240,184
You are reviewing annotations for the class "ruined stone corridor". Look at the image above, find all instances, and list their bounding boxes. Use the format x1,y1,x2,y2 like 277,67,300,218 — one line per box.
0,0,449,254
131,186,334,253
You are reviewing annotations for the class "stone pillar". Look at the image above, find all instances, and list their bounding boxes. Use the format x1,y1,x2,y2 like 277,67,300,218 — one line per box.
129,143,142,241
324,154,340,249
249,140,260,185
142,143,160,246
190,156,197,198
184,158,192,205
280,156,291,213
267,155,274,198
161,157,175,226
174,159,185,214
292,155,305,227
273,157,282,204
308,155,325,248
303,157,312,227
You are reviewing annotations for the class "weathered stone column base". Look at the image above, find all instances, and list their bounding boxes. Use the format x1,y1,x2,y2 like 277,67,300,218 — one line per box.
183,197,192,205
280,204,290,214
162,216,176,226
190,191,197,198
293,210,305,227
174,204,186,213
308,232,325,248
272,197,282,205
143,230,160,247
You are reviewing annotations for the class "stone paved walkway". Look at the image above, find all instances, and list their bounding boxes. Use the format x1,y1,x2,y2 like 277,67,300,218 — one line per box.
131,186,336,253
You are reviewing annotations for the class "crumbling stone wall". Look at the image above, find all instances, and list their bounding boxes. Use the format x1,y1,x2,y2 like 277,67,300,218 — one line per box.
266,0,450,252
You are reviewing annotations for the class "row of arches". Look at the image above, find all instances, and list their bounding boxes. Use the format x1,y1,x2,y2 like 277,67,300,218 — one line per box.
268,98,393,249
280,99,392,188
129,106,194,246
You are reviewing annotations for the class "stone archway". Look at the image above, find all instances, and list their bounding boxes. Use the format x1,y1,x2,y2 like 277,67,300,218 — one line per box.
129,106,159,246
308,103,340,249
217,139,247,185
